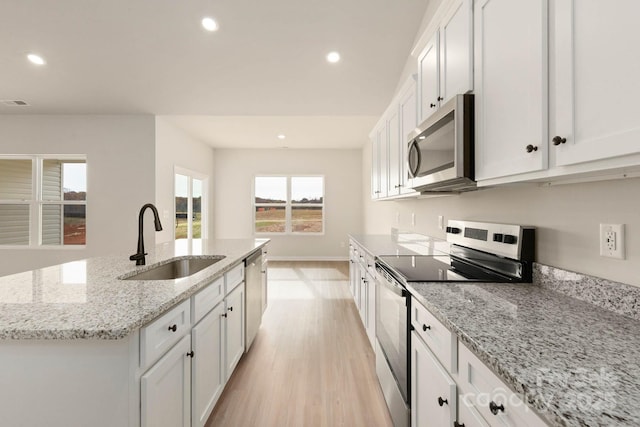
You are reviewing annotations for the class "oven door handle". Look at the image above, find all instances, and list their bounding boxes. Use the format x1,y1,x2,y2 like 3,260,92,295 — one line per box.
377,276,406,298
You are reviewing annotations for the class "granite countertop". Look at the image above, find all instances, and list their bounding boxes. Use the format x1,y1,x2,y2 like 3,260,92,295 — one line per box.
349,233,450,256
407,281,640,426
0,238,268,340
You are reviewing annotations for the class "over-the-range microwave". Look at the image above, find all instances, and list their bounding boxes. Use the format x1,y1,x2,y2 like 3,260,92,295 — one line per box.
407,94,475,193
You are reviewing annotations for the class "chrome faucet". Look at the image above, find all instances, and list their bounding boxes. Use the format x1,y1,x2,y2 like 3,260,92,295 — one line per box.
129,203,163,266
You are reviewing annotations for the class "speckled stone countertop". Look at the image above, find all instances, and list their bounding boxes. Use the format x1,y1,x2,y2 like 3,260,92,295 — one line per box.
349,233,450,256
407,281,640,426
0,238,268,340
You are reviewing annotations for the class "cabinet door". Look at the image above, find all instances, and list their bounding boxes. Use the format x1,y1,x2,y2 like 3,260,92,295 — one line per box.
225,283,245,379
141,334,191,427
358,263,368,326
370,127,382,199
418,31,440,122
365,271,376,348
474,0,548,180
388,108,401,196
440,0,473,103
554,0,640,166
399,76,418,194
191,303,225,427
411,331,457,427
261,259,268,314
458,394,490,427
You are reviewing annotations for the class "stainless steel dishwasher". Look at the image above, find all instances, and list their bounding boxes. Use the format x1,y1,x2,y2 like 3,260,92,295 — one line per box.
244,250,263,352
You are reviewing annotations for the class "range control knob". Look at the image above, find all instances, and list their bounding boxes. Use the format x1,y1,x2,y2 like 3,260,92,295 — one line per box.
492,233,503,242
446,227,461,234
503,234,517,244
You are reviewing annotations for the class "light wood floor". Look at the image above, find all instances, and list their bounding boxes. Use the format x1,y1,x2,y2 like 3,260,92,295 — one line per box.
205,261,393,427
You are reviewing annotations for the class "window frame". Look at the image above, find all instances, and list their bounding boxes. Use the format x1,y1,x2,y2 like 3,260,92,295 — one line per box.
0,154,87,249
174,166,209,241
253,175,325,236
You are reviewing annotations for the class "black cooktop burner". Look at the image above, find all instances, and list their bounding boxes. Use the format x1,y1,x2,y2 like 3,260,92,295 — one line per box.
376,254,517,283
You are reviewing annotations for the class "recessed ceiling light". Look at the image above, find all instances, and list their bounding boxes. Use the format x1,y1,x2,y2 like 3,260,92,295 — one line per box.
27,53,46,65
326,51,340,63
277,134,286,140
202,17,219,32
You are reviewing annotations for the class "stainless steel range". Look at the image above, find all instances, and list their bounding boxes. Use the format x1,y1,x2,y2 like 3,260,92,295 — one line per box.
374,220,535,427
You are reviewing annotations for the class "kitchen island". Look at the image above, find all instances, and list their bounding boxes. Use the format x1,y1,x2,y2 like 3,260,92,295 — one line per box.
0,238,268,427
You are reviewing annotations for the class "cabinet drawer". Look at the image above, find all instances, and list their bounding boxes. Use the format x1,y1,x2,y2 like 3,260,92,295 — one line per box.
140,299,191,371
225,263,244,293
458,343,546,427
192,276,225,324
411,296,456,372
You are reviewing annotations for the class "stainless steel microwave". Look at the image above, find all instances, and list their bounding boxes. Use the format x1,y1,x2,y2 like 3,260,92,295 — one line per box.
407,94,475,193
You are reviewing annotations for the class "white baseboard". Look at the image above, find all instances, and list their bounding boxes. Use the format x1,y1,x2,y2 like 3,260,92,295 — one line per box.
267,256,349,262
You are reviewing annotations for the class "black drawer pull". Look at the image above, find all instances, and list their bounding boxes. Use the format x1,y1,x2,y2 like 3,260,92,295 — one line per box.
422,324,431,331
438,397,448,406
489,401,505,415
454,422,465,427
168,324,177,332
186,351,194,358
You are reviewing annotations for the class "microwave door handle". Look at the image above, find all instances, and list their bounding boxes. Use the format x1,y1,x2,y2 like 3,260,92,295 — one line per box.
408,140,421,178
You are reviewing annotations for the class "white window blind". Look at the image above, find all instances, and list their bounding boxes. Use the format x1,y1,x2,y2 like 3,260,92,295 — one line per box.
0,159,32,245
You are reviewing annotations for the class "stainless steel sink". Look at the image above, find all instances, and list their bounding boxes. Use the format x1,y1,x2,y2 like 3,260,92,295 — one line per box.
120,256,225,280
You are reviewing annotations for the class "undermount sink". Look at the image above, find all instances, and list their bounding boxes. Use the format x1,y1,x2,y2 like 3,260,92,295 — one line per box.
120,256,226,281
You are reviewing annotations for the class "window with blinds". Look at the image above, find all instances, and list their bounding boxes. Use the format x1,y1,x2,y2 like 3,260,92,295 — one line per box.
0,156,86,246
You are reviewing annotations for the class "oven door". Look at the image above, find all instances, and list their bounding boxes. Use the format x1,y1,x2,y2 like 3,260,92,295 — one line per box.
375,269,409,404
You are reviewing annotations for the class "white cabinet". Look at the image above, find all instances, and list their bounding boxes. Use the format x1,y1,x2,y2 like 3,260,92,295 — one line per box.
348,239,376,349
141,334,191,427
225,282,245,379
398,76,418,195
474,0,549,181
411,331,457,427
387,108,401,196
553,0,640,167
371,121,389,199
418,0,473,123
261,247,268,314
418,32,440,123
191,303,225,427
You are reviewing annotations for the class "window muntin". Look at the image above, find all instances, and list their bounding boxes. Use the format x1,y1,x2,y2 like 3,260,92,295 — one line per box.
0,156,86,247
254,176,324,234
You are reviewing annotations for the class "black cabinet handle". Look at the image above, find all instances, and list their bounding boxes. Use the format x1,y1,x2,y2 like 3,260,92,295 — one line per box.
422,324,431,331
489,401,505,415
228,306,233,312
186,351,194,358
168,324,177,332
222,313,227,318
430,103,436,108
454,422,465,427
552,136,567,146
525,144,538,153
438,397,448,407
437,96,443,101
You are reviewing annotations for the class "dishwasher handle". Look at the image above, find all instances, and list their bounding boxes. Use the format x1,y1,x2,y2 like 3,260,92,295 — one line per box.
377,275,406,298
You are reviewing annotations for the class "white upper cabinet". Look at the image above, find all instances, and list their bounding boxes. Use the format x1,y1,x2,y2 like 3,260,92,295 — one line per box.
370,121,389,199
553,0,640,167
387,108,401,197
474,0,548,181
440,0,473,103
418,32,441,123
418,0,473,123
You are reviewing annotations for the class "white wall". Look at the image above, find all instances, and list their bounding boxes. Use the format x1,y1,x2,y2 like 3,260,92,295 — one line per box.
154,117,215,243
214,148,363,259
0,115,156,276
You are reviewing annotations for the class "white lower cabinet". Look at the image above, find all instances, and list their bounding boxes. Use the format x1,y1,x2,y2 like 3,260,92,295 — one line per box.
348,239,376,349
411,331,457,427
141,334,192,427
225,282,245,378
411,297,546,427
140,262,248,427
191,303,226,427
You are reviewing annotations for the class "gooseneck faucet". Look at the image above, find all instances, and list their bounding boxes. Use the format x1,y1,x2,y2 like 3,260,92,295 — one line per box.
130,203,163,266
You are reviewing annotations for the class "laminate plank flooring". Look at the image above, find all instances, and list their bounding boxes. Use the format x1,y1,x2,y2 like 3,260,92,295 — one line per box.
206,261,393,427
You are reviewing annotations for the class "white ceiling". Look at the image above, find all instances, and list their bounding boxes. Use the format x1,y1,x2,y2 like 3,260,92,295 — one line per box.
0,0,430,148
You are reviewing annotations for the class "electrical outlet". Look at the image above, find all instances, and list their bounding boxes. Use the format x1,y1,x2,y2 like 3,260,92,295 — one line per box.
600,224,625,259
438,215,444,230
411,213,416,226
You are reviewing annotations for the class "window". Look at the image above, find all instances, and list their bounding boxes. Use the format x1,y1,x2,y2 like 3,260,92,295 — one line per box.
254,176,324,234
174,167,207,240
0,156,86,246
